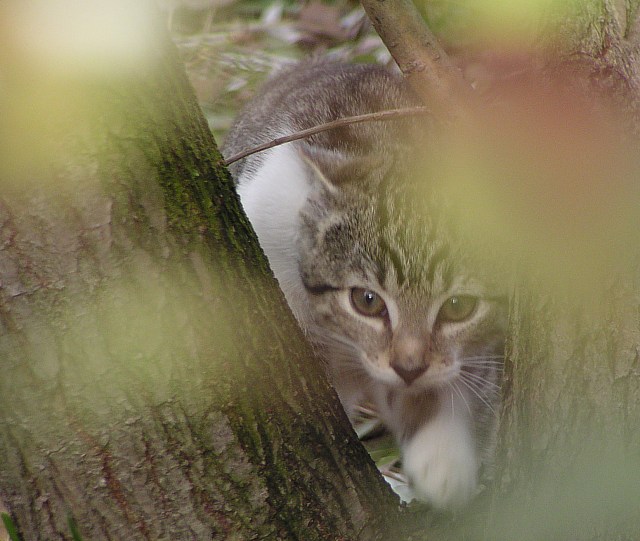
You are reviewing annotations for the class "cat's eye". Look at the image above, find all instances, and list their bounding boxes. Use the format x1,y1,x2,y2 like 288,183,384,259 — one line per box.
350,288,388,318
437,295,478,323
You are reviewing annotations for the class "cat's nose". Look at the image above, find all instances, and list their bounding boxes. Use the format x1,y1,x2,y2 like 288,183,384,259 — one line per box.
391,363,427,385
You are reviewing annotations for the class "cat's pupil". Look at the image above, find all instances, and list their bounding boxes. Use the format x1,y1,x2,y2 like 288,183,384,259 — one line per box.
364,291,375,304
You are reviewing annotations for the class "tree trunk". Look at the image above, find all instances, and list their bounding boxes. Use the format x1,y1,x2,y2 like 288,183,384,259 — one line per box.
0,4,400,540
368,1,640,538
490,2,640,539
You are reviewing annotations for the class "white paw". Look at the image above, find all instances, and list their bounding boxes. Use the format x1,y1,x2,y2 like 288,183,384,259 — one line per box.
402,419,478,509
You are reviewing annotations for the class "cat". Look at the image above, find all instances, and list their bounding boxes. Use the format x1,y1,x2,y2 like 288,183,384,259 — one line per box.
223,61,506,509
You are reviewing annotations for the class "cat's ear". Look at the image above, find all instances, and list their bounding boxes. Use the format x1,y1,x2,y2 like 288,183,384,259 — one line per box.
298,144,385,192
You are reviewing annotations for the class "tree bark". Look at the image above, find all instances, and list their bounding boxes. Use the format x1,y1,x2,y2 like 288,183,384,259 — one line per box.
0,4,400,540
4,1,640,540
359,1,640,539
490,2,640,539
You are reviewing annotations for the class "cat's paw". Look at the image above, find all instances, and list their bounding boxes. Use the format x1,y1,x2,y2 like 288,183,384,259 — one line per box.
402,419,478,509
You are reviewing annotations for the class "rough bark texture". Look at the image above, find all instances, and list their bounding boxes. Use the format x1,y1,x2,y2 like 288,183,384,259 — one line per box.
3,1,640,540
491,2,640,539
0,6,401,541
356,1,640,539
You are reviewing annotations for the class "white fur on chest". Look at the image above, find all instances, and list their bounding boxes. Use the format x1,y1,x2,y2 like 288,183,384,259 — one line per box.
236,145,312,322
401,391,478,508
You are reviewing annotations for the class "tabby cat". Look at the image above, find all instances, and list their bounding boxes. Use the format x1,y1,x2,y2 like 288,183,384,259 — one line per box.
223,61,506,509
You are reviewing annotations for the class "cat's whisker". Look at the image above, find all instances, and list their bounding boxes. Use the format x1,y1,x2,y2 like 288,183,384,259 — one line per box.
462,362,504,371
459,376,501,400
446,382,456,420
460,360,504,367
461,359,504,365
461,384,499,400
460,370,501,390
457,376,498,417
333,364,367,378
451,380,472,416
309,327,367,362
460,355,505,361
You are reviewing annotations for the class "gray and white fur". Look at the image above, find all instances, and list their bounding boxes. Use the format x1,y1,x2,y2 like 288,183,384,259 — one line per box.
223,61,506,509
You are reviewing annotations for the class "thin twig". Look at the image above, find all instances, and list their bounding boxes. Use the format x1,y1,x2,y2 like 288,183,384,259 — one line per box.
223,105,430,166
360,0,470,117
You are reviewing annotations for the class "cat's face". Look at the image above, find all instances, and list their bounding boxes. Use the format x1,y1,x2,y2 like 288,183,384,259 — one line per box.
297,153,506,394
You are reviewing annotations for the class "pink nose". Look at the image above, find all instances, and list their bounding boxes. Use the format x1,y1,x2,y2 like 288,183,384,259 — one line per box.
391,364,427,385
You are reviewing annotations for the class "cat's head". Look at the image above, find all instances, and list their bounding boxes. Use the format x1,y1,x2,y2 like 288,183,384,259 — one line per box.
296,143,506,392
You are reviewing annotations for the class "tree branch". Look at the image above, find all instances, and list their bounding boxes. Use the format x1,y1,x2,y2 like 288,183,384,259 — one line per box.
223,106,430,166
360,0,469,116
